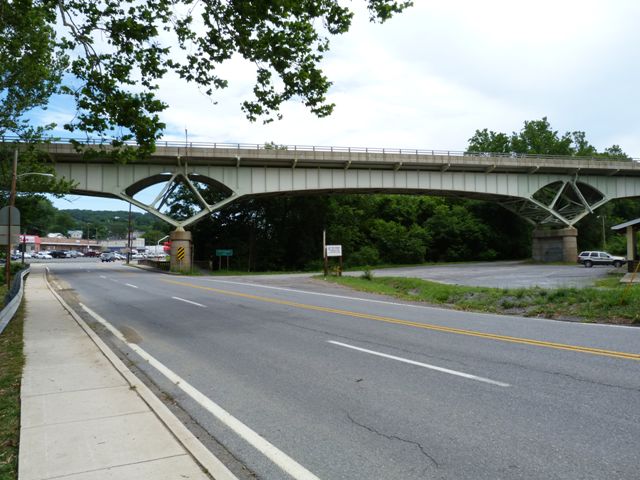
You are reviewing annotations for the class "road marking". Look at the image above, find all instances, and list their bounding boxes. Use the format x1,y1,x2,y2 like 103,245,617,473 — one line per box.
203,278,640,330
172,296,207,308
99,275,107,279
162,278,640,362
125,283,138,289
328,341,510,387
79,303,322,480
205,278,430,310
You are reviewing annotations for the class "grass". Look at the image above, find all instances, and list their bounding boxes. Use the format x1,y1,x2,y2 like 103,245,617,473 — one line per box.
0,304,24,480
321,274,640,324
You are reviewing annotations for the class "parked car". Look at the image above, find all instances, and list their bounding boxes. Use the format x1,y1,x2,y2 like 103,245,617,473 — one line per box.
84,250,100,257
577,251,626,268
100,252,116,262
49,251,68,259
34,252,53,259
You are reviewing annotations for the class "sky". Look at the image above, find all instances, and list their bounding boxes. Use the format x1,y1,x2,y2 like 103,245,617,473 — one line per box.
45,0,640,211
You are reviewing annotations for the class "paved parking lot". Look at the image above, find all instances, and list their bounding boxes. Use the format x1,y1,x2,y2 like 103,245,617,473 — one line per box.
358,261,620,289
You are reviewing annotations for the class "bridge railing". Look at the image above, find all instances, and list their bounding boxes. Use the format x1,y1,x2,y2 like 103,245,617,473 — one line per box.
1,135,638,163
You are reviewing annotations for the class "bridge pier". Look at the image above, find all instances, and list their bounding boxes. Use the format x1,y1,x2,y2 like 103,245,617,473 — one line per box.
169,227,192,273
532,227,578,263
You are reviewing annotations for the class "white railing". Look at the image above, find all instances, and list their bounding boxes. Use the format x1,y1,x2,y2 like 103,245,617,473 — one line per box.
1,136,638,163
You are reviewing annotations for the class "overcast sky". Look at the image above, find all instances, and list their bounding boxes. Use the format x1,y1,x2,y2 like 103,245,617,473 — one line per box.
49,0,640,211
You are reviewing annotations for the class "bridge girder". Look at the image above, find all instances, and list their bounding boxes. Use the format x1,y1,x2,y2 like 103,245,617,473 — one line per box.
52,159,640,229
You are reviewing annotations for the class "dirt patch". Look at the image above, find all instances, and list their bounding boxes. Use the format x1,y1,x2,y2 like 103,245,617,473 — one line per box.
120,325,143,344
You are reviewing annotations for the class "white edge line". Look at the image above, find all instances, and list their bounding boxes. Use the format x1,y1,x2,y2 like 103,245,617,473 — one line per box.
79,302,322,480
328,340,510,388
204,278,640,330
172,296,207,308
40,272,238,480
125,283,139,289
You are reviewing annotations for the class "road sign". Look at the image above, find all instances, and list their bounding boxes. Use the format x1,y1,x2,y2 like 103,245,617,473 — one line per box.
0,226,20,244
216,249,233,257
326,245,342,257
177,246,186,260
0,206,20,226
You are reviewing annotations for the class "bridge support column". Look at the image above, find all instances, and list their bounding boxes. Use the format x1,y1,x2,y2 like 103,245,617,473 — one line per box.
532,227,578,263
170,227,192,273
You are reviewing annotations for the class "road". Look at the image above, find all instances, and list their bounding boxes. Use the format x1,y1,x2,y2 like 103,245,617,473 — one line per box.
46,262,640,480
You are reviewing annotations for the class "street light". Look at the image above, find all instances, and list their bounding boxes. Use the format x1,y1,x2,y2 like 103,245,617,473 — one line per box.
157,234,169,258
5,148,54,286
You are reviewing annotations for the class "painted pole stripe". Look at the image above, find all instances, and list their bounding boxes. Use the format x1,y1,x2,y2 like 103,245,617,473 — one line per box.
161,278,640,362
329,341,510,387
79,303,321,480
177,246,186,260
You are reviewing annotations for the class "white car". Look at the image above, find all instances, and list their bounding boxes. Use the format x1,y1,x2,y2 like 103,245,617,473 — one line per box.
34,252,53,259
577,251,626,268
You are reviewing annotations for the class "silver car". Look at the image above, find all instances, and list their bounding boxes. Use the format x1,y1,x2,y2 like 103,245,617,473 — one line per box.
577,251,626,268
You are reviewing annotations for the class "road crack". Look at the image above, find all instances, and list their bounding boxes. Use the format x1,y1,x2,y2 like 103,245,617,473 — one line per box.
345,412,439,469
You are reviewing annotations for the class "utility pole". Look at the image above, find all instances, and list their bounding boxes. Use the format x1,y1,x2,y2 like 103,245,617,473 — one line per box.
126,202,132,264
5,149,17,287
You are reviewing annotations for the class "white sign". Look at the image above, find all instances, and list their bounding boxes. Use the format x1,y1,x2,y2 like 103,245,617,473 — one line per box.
326,245,342,257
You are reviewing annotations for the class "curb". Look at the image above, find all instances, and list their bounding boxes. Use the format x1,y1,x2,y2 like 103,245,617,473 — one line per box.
43,268,238,480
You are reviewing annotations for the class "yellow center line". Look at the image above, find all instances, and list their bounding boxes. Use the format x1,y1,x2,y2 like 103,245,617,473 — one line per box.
162,278,640,362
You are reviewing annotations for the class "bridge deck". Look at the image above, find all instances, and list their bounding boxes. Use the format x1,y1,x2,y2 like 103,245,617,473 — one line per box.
28,141,640,177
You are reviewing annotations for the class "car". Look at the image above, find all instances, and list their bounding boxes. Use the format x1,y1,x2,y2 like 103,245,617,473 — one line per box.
577,251,626,268
34,252,53,259
100,252,116,262
49,251,69,259
84,250,100,257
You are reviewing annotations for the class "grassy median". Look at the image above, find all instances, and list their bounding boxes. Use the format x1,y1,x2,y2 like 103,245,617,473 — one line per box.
0,305,24,480
322,274,640,324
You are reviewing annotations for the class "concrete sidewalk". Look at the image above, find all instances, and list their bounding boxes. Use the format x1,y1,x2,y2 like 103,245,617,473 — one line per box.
19,266,235,480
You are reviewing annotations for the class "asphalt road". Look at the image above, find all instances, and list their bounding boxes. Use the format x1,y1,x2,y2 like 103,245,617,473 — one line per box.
46,262,640,480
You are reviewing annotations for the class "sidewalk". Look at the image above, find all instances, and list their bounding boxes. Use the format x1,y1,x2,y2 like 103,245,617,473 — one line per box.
19,266,235,480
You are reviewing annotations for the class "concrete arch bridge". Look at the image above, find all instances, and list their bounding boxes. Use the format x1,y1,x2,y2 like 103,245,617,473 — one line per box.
35,141,640,267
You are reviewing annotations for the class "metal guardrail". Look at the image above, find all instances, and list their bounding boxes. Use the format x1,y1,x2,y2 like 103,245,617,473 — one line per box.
2,136,638,163
0,266,30,335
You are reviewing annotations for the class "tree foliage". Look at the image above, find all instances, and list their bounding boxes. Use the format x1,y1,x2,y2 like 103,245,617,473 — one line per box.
468,117,631,160
1,0,412,158
0,0,66,138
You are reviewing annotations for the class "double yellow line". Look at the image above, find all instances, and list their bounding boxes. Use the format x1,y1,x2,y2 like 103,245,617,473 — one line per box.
162,279,640,362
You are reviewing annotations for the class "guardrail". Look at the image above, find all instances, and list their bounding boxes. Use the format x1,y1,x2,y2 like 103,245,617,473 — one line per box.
2,136,638,163
0,266,30,335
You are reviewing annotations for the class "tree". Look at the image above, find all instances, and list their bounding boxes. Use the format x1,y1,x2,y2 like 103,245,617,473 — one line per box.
467,117,627,159
0,0,66,139
2,1,412,159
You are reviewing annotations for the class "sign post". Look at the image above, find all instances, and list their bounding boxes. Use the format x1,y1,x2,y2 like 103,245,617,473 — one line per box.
0,205,20,287
325,244,343,276
216,249,233,270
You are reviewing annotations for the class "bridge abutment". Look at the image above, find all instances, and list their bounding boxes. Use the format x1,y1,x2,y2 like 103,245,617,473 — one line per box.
169,228,192,273
532,227,578,263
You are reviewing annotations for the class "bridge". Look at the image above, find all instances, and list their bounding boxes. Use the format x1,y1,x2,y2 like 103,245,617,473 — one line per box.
18,140,640,268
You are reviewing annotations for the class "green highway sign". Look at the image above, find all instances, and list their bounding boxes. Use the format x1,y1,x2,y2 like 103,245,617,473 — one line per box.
216,249,233,257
